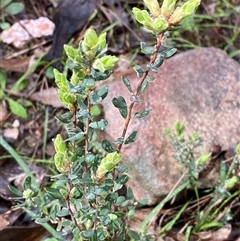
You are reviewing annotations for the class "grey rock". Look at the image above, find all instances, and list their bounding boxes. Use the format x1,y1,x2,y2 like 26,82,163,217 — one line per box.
100,47,240,205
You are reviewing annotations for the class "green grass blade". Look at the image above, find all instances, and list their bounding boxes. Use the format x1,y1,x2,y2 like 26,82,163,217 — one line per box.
141,181,189,233
160,200,190,233
0,136,40,190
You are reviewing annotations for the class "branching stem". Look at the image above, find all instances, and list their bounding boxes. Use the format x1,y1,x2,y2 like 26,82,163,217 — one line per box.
117,33,164,153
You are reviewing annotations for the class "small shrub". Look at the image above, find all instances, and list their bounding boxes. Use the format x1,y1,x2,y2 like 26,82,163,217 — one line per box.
8,0,203,240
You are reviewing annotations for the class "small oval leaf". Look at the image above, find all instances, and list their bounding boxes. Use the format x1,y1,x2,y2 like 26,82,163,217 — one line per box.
122,76,133,93
128,229,141,240
45,187,63,200
89,119,108,130
102,139,116,153
89,92,102,105
5,2,25,15
8,184,23,197
97,86,108,100
23,176,32,190
160,47,177,59
138,78,148,94
116,175,129,185
7,98,27,118
124,131,138,144
140,42,156,55
112,96,128,119
135,109,151,118
133,65,145,78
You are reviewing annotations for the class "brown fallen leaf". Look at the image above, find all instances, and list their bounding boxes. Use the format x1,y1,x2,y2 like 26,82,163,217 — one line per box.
0,215,9,231
0,57,30,73
212,224,232,240
0,208,23,231
0,225,47,241
30,87,64,108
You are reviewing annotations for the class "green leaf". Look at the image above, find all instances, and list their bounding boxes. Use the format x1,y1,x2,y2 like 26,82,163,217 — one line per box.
90,105,101,116
6,97,27,118
66,132,84,142
0,0,12,8
146,63,158,73
0,68,7,90
23,176,31,190
128,229,141,240
45,187,63,200
89,92,102,104
122,76,133,93
84,76,95,88
102,139,116,153
5,2,25,15
64,45,79,60
89,119,108,130
133,65,145,77
139,78,148,94
56,112,74,124
112,96,128,119
96,227,108,240
140,42,156,55
174,121,185,135
42,238,59,241
113,137,124,145
77,96,87,110
94,188,107,196
236,144,240,155
120,199,132,207
116,165,128,173
99,208,109,216
145,75,156,82
136,198,148,208
135,109,151,118
127,187,134,200
45,66,55,79
81,229,95,239
97,86,108,100
124,131,138,144
160,47,177,58
154,54,164,68
21,99,32,107
57,208,69,217
116,175,129,185
161,37,174,48
112,96,127,109
8,184,23,196
116,196,126,205
86,192,96,200
0,22,11,30
127,209,135,220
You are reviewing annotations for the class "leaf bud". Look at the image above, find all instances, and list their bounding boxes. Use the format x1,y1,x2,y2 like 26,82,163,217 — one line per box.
23,189,34,199
143,0,161,17
96,152,122,180
161,0,177,18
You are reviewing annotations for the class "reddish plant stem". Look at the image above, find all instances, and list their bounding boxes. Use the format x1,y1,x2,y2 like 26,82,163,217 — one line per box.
117,33,164,153
73,108,77,129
